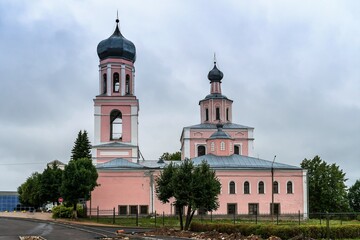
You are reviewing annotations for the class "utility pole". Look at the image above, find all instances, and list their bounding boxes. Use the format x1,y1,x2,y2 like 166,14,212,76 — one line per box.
271,155,276,222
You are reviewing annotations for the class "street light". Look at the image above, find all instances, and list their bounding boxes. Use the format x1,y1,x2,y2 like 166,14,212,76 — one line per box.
271,155,276,222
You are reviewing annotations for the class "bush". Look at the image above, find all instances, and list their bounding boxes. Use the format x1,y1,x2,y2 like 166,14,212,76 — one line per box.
77,204,86,218
52,205,73,218
190,222,360,239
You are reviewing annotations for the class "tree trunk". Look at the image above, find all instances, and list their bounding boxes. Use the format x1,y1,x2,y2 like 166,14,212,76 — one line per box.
178,205,183,230
73,203,78,219
184,206,193,230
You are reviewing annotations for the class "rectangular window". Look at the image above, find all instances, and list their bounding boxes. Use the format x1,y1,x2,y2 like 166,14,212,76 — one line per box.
270,203,280,215
205,108,209,121
227,203,237,215
248,203,258,215
130,205,138,215
118,205,127,215
216,108,220,120
140,205,148,215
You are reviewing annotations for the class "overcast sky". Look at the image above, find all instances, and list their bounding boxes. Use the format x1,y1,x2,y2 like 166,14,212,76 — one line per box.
0,0,359,191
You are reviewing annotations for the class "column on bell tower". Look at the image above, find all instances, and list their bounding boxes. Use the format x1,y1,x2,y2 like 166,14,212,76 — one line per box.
93,18,139,164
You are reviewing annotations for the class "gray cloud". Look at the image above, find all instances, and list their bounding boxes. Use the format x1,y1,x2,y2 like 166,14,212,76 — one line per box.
0,0,359,190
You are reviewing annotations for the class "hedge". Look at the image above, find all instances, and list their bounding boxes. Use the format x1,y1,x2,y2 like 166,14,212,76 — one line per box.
190,222,360,239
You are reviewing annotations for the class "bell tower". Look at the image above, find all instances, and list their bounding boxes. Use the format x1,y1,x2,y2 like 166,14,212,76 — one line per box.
93,18,139,163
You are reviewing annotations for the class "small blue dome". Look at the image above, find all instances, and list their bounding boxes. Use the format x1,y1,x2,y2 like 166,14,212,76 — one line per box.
209,124,231,139
97,19,136,62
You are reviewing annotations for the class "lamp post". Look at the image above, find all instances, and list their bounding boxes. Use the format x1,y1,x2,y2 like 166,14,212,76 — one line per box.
271,155,276,222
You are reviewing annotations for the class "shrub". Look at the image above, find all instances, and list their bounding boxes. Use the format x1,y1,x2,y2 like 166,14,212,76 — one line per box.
52,205,73,218
190,222,360,239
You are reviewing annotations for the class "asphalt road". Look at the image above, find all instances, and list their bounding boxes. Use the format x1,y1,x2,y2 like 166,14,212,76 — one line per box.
0,217,150,240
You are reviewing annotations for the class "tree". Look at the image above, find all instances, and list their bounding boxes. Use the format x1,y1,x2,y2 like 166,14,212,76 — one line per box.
39,163,63,204
155,159,221,230
18,172,43,208
348,180,360,212
61,158,98,218
301,155,349,213
159,151,181,161
71,130,92,161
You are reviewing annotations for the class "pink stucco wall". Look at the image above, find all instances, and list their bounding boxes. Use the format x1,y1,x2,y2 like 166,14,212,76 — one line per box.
188,128,250,158
90,168,306,215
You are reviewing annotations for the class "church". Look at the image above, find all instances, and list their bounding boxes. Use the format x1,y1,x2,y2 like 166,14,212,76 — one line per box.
89,18,308,217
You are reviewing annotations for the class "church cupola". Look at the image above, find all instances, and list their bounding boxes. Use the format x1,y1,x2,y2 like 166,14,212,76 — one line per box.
199,57,233,124
206,123,235,156
208,61,223,94
97,18,136,62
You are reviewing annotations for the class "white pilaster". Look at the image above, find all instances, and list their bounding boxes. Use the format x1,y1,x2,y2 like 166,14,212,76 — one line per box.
98,66,102,95
107,64,111,95
184,129,190,159
132,68,135,95
94,106,101,145
131,105,138,146
303,169,308,219
121,64,126,96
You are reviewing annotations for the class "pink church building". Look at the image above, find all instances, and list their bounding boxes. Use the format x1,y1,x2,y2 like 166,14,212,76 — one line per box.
90,19,308,218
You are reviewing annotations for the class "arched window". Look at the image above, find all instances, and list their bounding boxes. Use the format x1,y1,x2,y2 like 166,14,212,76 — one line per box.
103,74,107,94
205,108,209,121
110,110,122,140
197,145,206,156
125,74,130,95
234,145,240,155
210,142,215,152
258,181,264,194
113,73,120,92
226,108,229,121
287,181,293,194
244,181,250,194
220,142,225,151
229,181,235,194
216,107,220,120
273,181,279,194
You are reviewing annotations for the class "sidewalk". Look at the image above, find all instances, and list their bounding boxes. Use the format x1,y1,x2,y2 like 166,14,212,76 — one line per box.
0,211,52,221
0,211,113,227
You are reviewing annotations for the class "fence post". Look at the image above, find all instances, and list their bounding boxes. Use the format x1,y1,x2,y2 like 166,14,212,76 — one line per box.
211,211,212,222
326,213,330,240
96,206,99,223
340,213,342,225
233,212,236,225
136,211,139,226
276,211,279,225
298,210,301,225
255,211,258,224
112,207,115,224
155,211,157,228
162,211,165,227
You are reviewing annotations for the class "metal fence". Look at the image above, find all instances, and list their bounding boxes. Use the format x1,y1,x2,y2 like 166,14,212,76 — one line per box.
86,207,360,228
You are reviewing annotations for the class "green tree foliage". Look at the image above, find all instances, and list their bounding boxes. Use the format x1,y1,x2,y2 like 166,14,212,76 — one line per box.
159,151,181,161
18,172,42,208
39,163,63,204
155,159,221,230
71,130,92,161
301,155,349,213
348,180,360,212
61,158,98,218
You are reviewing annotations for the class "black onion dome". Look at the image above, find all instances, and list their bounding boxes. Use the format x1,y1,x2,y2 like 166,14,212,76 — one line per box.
207,63,223,82
97,20,136,62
